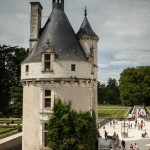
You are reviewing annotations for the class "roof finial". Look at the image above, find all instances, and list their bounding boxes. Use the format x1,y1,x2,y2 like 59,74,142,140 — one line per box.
84,6,87,17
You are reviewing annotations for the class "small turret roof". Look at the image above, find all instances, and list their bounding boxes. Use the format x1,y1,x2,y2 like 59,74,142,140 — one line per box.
24,2,87,63
77,8,99,40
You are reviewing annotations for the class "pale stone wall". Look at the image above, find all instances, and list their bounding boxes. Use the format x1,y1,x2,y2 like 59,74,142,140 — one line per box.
22,81,93,150
22,85,41,150
21,60,93,80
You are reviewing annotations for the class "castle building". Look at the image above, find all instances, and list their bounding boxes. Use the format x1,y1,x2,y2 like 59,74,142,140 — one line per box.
21,0,99,149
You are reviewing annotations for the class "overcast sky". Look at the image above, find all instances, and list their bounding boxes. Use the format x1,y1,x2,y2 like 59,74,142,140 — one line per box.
0,0,150,84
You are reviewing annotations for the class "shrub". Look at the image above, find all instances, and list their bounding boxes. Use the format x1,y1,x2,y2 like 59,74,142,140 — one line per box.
10,120,14,124
18,126,22,132
0,112,3,118
47,100,99,150
6,122,9,126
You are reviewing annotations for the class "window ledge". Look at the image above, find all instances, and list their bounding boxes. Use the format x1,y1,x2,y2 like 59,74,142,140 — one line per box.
40,110,53,114
42,70,54,73
39,147,50,150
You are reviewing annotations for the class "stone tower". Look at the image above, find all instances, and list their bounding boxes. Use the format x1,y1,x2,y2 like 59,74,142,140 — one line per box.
21,0,99,149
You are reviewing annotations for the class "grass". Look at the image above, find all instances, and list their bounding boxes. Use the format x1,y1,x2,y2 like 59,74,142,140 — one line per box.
98,105,131,118
0,120,22,124
0,127,15,133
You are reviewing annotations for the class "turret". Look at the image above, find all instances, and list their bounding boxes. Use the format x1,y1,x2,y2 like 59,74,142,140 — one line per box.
77,7,99,66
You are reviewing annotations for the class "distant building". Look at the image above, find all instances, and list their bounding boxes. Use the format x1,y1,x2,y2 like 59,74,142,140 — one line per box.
21,0,99,149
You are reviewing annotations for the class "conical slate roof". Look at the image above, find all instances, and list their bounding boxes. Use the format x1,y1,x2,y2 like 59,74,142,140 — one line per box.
24,3,87,63
77,15,99,40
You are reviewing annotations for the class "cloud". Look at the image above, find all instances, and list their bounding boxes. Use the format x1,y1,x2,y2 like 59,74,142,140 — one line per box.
98,63,109,69
111,50,150,67
0,0,150,83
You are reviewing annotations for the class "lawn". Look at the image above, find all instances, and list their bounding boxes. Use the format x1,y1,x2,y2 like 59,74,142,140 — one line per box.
98,105,131,118
0,127,15,133
0,120,22,124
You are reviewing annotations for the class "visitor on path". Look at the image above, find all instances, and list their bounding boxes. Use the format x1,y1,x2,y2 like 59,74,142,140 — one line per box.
121,139,125,150
104,130,108,140
134,143,139,150
130,144,134,150
112,132,116,140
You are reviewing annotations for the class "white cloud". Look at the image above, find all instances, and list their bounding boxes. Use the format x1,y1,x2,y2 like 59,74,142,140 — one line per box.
15,13,27,19
111,50,150,67
98,63,109,69
0,0,150,83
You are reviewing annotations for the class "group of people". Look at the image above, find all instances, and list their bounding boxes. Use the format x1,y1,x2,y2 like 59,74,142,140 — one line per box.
112,132,119,141
104,128,119,141
121,140,139,150
129,143,139,150
128,119,145,130
132,106,146,119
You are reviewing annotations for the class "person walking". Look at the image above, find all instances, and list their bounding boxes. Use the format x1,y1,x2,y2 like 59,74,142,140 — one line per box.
134,143,139,150
121,139,125,150
105,130,108,140
130,144,134,150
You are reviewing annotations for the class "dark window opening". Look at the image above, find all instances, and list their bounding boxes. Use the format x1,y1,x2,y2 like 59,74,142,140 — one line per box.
44,123,48,147
71,64,76,71
45,98,51,107
45,90,51,97
44,90,51,108
25,65,29,72
44,54,51,71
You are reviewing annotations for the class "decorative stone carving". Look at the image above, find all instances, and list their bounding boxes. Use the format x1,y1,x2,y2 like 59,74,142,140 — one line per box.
42,39,55,53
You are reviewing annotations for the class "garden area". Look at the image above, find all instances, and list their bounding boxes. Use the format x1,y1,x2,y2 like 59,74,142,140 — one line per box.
0,118,22,139
98,105,131,118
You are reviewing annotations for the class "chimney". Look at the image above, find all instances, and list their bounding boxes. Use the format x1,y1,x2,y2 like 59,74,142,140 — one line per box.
29,2,43,50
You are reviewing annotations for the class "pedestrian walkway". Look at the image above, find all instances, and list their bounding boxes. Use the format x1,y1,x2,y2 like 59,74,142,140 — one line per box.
99,119,150,149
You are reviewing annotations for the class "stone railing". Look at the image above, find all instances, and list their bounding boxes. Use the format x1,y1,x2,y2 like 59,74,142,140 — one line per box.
0,132,22,150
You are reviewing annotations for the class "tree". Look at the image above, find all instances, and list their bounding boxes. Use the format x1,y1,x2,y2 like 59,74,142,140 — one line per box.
98,78,120,104
97,82,106,104
119,66,150,106
0,45,28,114
105,78,120,104
47,100,99,150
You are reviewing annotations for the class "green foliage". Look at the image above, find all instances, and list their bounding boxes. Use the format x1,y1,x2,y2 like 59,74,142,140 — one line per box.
17,126,22,132
98,78,120,104
47,100,99,150
119,66,150,106
0,44,28,114
97,82,106,104
0,112,3,118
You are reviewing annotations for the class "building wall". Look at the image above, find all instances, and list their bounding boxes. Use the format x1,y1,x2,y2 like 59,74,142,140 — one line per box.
22,80,94,150
22,85,41,150
21,60,94,80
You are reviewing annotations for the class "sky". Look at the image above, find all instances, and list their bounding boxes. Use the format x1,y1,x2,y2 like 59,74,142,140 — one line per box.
0,0,150,84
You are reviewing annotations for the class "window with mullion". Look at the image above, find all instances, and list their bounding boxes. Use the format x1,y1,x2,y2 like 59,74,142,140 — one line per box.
44,90,51,108
44,54,51,71
44,123,48,147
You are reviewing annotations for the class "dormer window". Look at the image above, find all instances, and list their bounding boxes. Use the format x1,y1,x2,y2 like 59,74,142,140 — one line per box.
42,39,55,72
44,54,51,71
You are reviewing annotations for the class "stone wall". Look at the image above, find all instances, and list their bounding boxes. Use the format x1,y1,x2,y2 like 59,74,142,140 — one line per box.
21,60,93,80
0,134,22,150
